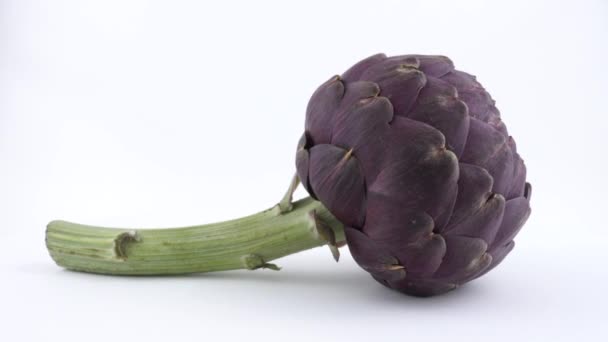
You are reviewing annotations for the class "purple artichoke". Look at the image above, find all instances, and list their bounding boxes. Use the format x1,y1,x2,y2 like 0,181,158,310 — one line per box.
46,52,531,299
296,53,531,296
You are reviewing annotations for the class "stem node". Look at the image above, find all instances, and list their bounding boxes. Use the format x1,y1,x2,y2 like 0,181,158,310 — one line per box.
114,230,141,260
241,254,281,271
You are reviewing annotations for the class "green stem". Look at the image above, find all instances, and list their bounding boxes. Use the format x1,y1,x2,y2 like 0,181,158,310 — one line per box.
45,197,344,275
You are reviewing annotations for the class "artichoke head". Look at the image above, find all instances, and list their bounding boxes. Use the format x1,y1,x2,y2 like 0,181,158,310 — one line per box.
296,53,531,297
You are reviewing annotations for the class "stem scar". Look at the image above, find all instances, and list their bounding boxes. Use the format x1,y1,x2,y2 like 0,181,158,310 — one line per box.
114,230,141,260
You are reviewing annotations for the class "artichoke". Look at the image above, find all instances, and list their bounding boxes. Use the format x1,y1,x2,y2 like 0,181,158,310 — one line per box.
296,53,531,296
45,53,530,298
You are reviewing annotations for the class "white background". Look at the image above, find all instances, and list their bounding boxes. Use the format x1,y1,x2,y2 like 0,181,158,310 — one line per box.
1,0,607,341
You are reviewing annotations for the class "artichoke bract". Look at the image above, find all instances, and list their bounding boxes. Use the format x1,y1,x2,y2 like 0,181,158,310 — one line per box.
46,53,530,298
296,53,531,296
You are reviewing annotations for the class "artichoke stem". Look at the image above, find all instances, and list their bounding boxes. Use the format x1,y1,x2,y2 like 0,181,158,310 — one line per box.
45,197,344,275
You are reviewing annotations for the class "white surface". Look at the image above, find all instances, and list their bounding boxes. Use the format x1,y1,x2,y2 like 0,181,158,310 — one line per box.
1,0,607,341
